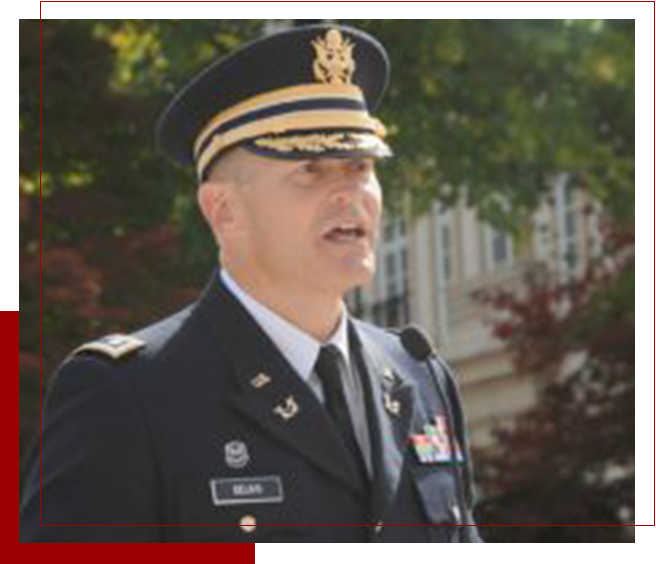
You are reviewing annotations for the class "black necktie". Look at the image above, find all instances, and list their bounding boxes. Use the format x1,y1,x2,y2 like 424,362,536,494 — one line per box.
315,345,368,480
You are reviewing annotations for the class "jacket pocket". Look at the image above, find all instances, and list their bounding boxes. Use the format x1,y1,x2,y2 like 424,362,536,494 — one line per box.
412,465,460,542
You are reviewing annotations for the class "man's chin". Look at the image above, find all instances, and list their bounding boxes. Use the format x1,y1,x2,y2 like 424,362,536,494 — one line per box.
334,264,376,294
311,254,375,294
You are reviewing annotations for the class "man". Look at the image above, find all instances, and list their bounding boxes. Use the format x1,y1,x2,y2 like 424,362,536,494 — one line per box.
20,24,483,543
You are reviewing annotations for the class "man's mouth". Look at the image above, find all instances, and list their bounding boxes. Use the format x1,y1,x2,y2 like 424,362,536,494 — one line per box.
323,224,368,244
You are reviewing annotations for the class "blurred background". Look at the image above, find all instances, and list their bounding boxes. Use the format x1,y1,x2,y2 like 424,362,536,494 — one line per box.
19,19,635,542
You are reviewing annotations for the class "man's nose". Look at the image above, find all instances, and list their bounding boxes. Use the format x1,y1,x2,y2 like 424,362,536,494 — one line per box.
330,176,370,207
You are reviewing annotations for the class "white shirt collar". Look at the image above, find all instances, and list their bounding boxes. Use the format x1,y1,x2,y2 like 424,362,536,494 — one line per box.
220,269,351,382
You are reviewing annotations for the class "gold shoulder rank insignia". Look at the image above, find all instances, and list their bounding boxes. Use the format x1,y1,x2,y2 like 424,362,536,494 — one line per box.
72,334,146,360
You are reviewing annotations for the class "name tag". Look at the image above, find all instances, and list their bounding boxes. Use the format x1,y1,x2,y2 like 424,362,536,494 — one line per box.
210,476,284,506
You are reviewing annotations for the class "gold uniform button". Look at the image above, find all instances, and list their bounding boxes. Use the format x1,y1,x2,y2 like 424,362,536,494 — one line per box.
239,515,257,533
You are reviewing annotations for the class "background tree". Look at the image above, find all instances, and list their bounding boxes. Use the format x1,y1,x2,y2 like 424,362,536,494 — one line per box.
477,20,654,542
474,215,634,542
360,19,634,223
608,19,654,542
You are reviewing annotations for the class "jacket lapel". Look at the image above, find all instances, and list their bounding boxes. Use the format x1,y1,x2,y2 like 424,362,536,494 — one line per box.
350,320,416,520
195,271,367,496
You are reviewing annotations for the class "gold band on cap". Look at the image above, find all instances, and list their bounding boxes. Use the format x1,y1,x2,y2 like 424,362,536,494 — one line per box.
194,83,366,158
196,109,386,178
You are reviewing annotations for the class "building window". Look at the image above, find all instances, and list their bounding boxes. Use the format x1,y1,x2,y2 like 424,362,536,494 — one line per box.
351,288,364,318
485,225,514,271
372,215,410,327
555,175,579,277
434,206,454,285
385,253,398,296
432,203,455,345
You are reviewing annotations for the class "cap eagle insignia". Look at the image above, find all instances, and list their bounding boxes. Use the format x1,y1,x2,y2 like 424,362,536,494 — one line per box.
312,29,356,85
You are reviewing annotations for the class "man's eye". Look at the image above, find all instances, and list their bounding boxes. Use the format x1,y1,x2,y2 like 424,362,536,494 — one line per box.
350,159,374,174
298,162,320,175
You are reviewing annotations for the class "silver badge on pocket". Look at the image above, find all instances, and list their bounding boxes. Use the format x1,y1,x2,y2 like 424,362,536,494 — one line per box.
224,440,250,469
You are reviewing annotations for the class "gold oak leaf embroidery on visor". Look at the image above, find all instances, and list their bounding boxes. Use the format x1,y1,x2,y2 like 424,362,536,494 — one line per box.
253,132,387,154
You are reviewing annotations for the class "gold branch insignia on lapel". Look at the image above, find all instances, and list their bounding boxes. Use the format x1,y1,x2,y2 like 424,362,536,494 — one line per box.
273,396,299,421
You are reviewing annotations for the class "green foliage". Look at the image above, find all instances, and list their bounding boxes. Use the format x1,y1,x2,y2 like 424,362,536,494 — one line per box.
349,20,634,229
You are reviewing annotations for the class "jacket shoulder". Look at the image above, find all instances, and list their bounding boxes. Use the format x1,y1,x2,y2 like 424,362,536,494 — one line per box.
352,318,400,345
352,319,421,378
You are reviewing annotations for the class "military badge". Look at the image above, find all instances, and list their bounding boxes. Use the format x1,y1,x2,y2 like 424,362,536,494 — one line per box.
224,440,250,469
410,415,464,464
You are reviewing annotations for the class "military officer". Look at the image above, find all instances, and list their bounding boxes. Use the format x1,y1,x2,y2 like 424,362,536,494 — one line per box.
20,24,484,543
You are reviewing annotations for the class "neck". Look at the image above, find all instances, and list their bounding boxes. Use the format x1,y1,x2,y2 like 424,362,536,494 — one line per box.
223,265,345,343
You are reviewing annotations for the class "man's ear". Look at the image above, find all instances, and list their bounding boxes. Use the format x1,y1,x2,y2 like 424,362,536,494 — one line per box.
197,181,235,241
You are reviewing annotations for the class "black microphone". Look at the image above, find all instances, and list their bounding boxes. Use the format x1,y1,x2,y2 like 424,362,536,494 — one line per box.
399,325,470,542
399,325,435,362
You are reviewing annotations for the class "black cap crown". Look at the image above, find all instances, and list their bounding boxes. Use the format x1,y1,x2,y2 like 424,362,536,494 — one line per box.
156,25,392,180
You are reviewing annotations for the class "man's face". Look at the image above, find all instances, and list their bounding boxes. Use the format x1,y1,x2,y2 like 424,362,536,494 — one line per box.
207,150,383,297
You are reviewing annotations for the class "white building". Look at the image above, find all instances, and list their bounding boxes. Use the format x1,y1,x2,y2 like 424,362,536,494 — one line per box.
349,176,603,449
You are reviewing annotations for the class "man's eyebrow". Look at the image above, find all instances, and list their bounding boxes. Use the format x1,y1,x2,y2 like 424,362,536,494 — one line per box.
348,157,375,166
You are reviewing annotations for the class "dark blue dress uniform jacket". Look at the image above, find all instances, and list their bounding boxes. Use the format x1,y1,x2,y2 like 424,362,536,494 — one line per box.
20,271,484,543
